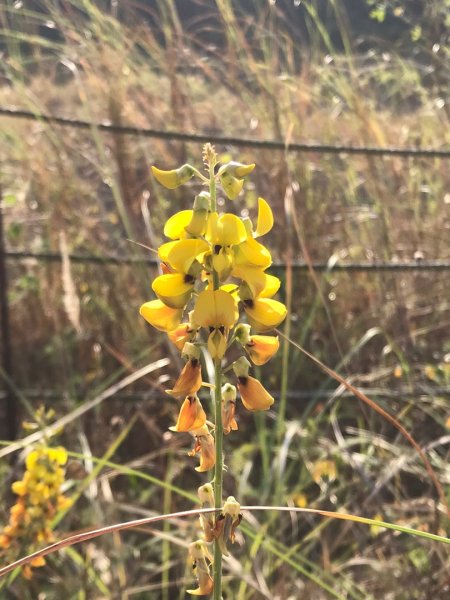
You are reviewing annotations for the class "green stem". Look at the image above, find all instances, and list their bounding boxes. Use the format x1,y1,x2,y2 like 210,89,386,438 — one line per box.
212,357,223,600
208,150,223,600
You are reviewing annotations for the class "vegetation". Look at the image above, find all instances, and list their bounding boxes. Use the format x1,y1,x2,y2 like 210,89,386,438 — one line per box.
0,0,449,598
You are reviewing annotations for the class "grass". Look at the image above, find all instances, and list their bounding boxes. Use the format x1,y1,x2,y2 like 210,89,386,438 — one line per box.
0,0,449,597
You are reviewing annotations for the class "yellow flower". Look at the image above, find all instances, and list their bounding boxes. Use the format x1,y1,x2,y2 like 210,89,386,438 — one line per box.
214,496,242,557
192,289,238,329
245,334,280,366
159,238,210,274
206,212,247,247
170,395,207,432
185,191,210,237
220,171,244,199
237,375,274,411
140,300,182,332
217,161,255,179
233,236,272,269
233,267,280,299
188,425,216,472
221,383,238,434
243,297,287,332
233,357,274,411
187,540,214,596
166,357,202,399
198,483,215,542
167,322,196,350
255,197,273,237
152,272,195,309
152,164,195,189
207,328,228,360
163,210,193,239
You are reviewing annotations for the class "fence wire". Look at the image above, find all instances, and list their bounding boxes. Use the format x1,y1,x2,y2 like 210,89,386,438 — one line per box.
1,107,450,158
4,250,450,271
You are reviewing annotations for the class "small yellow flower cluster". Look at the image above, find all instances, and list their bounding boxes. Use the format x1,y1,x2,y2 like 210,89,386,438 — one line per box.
0,446,71,579
140,147,287,472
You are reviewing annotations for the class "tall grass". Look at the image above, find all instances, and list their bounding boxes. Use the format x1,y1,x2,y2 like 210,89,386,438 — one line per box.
0,0,449,597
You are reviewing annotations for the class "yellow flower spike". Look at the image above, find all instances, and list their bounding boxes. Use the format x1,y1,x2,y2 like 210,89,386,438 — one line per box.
193,289,239,329
163,210,193,239
164,238,210,274
152,273,195,309
187,540,214,596
170,395,207,432
167,322,196,350
166,356,202,399
220,171,244,199
189,425,216,472
243,297,287,332
140,300,182,332
245,334,280,365
207,212,248,247
221,383,238,434
217,161,255,179
185,191,210,237
152,164,195,189
234,236,272,269
255,197,274,237
207,328,228,360
233,357,274,411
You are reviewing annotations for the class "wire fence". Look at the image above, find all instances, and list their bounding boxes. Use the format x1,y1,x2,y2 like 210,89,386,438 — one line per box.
1,107,450,158
1,107,449,440
4,250,450,271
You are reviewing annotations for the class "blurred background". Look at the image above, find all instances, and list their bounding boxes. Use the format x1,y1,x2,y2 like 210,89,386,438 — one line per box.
0,1,449,598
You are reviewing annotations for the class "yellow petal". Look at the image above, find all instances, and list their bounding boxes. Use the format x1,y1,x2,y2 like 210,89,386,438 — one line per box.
193,289,238,329
212,247,233,280
220,172,244,199
167,323,195,350
207,212,247,247
246,335,279,365
158,240,178,263
195,432,216,472
259,274,281,298
207,329,228,360
152,273,194,308
170,395,206,432
255,197,274,237
165,239,210,273
237,375,274,411
140,300,182,332
152,164,194,189
163,210,193,239
232,266,278,298
234,237,272,269
244,298,287,332
166,358,202,399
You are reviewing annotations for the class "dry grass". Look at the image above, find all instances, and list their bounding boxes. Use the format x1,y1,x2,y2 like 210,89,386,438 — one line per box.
0,1,449,598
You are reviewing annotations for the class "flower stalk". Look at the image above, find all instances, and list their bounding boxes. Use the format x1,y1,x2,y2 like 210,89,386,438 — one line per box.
142,145,286,596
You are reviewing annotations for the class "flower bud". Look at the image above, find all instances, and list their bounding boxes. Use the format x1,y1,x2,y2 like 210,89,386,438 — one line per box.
152,164,195,189
220,171,244,200
217,161,255,179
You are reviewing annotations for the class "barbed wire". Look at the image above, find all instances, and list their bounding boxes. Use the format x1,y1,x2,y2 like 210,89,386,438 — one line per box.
4,250,450,271
1,107,449,158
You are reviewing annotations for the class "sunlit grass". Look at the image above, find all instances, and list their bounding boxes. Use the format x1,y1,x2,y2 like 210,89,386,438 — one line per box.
0,0,449,597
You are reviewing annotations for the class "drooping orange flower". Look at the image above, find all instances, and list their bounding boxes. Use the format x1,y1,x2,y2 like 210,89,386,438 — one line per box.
166,358,202,399
170,395,207,432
